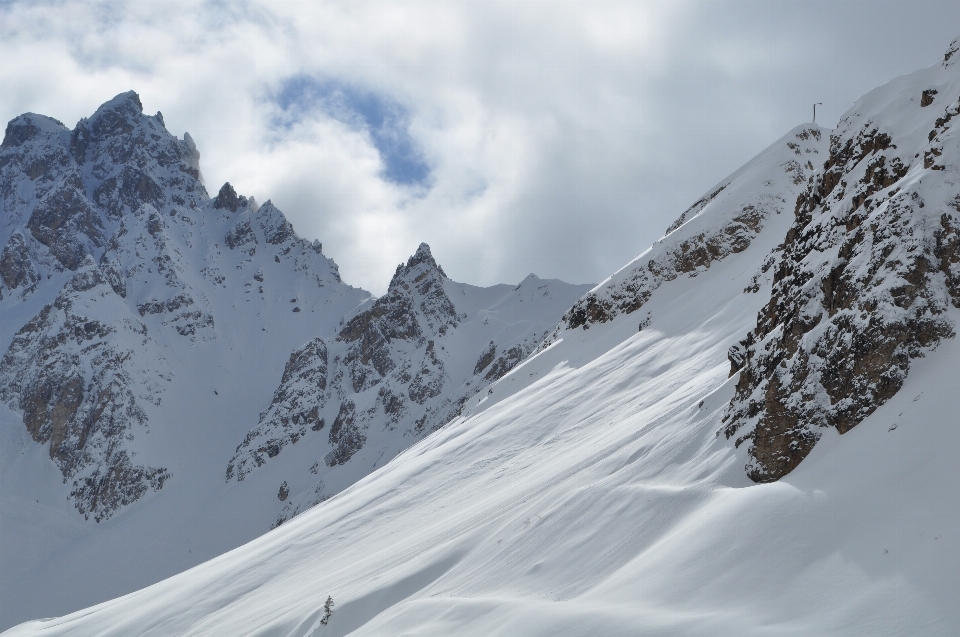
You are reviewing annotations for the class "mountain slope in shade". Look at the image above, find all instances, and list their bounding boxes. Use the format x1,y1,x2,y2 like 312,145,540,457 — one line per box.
0,94,590,630
8,39,960,636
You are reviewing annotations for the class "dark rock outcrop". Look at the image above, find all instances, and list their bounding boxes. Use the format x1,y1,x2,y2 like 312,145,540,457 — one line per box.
0,232,40,291
325,400,365,466
227,338,329,481
213,182,246,212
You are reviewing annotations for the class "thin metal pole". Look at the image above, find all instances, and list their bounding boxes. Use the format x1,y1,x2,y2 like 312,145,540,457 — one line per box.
813,102,822,124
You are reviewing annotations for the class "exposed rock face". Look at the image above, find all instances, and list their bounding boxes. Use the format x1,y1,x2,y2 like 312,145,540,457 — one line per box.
337,243,457,392
213,182,245,212
408,340,445,404
0,261,170,521
226,338,329,481
550,126,827,336
0,232,40,292
484,344,526,382
724,51,960,482
325,399,364,466
473,341,496,375
27,177,105,270
228,244,461,480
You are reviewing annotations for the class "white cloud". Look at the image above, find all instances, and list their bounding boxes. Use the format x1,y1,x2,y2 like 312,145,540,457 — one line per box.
2,0,959,294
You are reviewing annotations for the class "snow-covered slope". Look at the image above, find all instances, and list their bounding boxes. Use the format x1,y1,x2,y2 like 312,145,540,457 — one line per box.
0,94,590,630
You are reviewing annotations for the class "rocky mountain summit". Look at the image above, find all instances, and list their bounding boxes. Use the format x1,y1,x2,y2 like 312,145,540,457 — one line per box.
0,92,367,522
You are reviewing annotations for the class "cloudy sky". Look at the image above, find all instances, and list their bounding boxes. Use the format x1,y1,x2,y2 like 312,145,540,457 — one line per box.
2,1,959,294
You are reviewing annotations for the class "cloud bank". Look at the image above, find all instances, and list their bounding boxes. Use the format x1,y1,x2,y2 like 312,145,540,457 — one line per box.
2,0,959,294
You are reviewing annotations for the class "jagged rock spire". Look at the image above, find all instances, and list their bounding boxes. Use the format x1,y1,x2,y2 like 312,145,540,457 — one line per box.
213,182,247,212
392,242,447,286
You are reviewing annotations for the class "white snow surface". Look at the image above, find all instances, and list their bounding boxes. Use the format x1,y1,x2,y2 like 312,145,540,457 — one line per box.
7,46,960,636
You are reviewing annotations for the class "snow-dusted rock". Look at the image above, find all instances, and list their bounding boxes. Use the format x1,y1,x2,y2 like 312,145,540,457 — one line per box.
0,259,170,521
0,91,589,626
724,40,960,481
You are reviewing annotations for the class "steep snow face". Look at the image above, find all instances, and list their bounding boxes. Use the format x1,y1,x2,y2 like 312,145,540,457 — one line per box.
725,39,960,481
9,50,960,636
226,243,592,527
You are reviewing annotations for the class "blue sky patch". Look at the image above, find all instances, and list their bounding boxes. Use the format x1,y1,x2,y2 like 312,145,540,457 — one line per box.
273,75,430,188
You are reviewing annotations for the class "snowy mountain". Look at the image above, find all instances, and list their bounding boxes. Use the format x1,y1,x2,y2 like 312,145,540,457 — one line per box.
0,93,591,629
7,37,960,637
0,91,368,523
6,38,960,637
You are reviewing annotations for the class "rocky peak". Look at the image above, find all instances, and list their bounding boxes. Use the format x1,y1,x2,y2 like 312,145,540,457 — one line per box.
64,90,209,221
0,92,365,523
84,91,144,140
1,113,67,150
213,182,247,212
514,273,540,291
402,242,447,277
385,243,458,335
384,242,449,296
254,200,297,245
337,244,458,387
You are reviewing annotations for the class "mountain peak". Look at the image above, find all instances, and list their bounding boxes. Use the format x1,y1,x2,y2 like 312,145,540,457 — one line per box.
213,182,247,212
1,113,67,150
86,91,144,131
95,91,143,115
405,242,443,273
392,242,447,283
